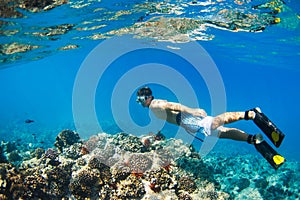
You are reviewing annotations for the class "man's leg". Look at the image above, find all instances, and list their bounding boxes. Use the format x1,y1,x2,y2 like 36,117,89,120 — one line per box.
211,111,255,129
217,127,248,141
211,111,256,143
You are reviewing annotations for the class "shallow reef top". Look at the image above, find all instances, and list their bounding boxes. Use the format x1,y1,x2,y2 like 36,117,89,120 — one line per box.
1,129,299,199
0,130,228,199
0,130,300,199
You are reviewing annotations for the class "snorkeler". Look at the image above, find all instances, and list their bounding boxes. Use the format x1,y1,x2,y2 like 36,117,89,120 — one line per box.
136,86,285,169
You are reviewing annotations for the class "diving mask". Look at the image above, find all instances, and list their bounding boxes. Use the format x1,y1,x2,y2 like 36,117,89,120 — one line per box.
136,95,148,104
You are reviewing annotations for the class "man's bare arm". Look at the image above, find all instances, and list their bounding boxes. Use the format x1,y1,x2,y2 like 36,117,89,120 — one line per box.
165,101,207,117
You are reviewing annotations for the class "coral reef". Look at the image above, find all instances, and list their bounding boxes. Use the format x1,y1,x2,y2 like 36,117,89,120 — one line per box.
0,131,226,199
0,144,7,163
0,0,68,18
0,130,299,199
54,129,81,152
127,153,153,173
203,147,300,199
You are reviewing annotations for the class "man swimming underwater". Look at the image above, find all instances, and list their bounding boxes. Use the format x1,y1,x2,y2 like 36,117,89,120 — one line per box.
136,86,279,145
136,86,286,169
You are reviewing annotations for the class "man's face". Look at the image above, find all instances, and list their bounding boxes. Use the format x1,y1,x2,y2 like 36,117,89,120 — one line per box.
136,95,150,107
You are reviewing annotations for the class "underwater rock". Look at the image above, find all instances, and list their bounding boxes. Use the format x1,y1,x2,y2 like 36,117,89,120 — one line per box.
144,168,176,193
111,163,131,182
0,42,40,55
44,148,59,160
176,156,213,181
7,151,22,162
0,132,221,198
54,129,81,152
178,176,197,193
88,156,105,170
3,130,299,199
83,133,108,152
203,9,279,32
178,192,193,200
5,141,17,153
62,142,83,159
112,132,149,153
46,166,72,198
0,0,68,18
204,190,219,200
19,0,57,12
32,147,45,159
109,17,203,43
69,167,103,199
32,24,75,38
114,175,146,199
44,148,60,166
236,177,250,192
0,1,24,18
255,177,269,189
58,44,79,51
0,144,7,163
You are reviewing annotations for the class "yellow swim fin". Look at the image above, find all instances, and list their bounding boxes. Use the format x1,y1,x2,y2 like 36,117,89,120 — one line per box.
254,140,285,169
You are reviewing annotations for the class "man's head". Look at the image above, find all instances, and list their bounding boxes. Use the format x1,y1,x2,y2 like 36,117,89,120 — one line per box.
136,86,154,107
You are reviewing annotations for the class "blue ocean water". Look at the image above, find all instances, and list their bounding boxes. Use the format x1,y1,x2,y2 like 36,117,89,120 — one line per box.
0,0,299,189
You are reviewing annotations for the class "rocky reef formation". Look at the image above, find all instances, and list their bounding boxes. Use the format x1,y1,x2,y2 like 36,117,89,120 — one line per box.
0,129,299,199
0,130,229,199
0,0,68,18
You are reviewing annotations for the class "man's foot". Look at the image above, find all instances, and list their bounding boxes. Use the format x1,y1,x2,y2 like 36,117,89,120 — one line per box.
244,110,256,120
245,107,261,120
252,107,285,148
247,133,263,144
